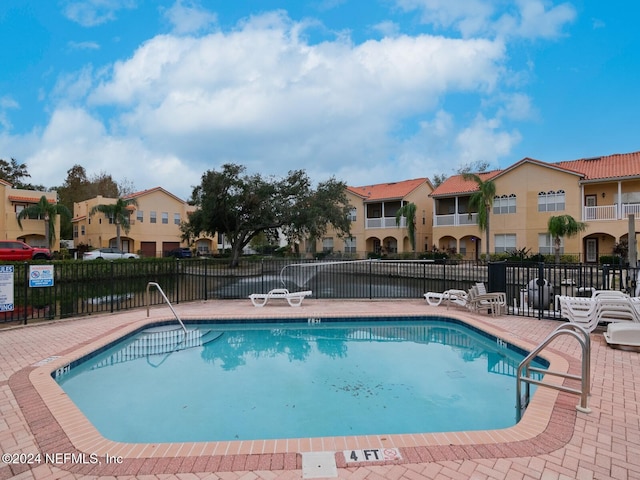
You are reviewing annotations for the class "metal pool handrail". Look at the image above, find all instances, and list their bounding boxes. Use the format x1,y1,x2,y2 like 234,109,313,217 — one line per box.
516,322,591,421
146,282,188,333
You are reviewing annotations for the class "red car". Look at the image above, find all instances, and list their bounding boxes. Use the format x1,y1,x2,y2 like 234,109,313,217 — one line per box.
0,241,52,261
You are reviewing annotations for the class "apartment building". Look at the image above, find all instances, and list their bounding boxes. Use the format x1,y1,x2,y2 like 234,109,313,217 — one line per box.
314,178,434,256
0,179,60,247
431,152,640,262
72,187,216,257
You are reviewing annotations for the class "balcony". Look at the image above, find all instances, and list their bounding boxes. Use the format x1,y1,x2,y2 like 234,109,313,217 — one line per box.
434,212,478,227
583,203,640,221
366,216,406,229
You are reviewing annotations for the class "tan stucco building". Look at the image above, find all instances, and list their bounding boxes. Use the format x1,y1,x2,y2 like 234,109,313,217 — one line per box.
313,178,434,256
0,180,60,248
431,152,640,262
72,187,216,257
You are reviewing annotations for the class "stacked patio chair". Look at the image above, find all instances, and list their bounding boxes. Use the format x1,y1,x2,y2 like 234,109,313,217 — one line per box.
558,290,640,333
466,283,507,317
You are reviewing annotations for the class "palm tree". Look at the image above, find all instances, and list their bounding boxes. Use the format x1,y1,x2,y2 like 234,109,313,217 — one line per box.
462,173,496,257
395,202,417,253
89,197,138,251
17,195,71,250
547,215,587,263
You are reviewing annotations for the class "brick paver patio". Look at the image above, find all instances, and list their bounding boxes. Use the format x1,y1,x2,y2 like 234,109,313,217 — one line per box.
1,299,639,479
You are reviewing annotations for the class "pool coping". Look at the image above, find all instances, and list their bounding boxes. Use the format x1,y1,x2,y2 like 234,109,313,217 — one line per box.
8,307,580,476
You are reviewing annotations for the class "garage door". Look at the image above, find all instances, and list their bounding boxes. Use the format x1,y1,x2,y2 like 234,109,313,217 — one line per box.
140,241,157,258
163,242,180,256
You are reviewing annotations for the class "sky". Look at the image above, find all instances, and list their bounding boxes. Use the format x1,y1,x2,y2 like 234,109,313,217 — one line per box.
1,0,639,201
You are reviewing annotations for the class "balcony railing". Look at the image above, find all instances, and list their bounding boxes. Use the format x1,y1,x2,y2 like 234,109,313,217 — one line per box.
583,205,617,221
434,212,478,227
623,203,640,217
433,204,640,224
583,203,640,221
366,216,406,229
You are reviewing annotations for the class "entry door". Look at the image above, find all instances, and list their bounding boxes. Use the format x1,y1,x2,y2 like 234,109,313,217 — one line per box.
586,238,598,263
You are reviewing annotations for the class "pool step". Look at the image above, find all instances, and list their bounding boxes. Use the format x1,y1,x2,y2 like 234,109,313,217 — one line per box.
91,329,221,368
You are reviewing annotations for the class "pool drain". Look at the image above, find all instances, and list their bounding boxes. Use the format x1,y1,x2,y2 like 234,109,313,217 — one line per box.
301,451,337,478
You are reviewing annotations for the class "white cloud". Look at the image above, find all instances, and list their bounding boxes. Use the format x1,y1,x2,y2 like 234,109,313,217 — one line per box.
63,0,138,27
162,0,218,35
372,21,401,38
67,41,101,51
0,96,19,130
455,114,521,165
23,107,201,197
500,0,576,39
498,92,535,121
395,0,576,39
51,66,95,104
10,10,530,197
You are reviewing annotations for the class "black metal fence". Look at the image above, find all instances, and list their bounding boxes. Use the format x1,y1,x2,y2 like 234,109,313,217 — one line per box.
1,258,637,325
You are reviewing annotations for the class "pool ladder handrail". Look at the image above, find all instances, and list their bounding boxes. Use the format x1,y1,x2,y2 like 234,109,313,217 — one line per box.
516,322,591,422
145,282,188,333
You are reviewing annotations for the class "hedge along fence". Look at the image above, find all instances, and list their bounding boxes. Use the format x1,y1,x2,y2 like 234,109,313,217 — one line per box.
0,257,637,325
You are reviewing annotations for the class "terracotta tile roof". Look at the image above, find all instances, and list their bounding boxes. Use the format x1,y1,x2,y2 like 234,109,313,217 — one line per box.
431,151,640,197
347,178,430,201
429,170,501,197
8,195,56,204
555,151,640,181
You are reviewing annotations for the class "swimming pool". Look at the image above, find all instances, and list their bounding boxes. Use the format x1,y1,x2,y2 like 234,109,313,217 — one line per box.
54,316,545,443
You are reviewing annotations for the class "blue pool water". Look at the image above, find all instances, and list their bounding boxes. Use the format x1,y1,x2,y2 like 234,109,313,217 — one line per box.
55,317,544,443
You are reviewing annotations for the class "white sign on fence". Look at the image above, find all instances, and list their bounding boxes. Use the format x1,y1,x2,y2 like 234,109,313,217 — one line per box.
0,265,15,311
29,265,54,288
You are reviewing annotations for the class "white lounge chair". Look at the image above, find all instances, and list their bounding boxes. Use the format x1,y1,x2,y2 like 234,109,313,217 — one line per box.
558,292,640,332
603,322,640,351
424,289,468,308
558,296,599,332
249,288,312,307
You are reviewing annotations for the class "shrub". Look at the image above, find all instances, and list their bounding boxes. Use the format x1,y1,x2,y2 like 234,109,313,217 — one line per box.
600,255,624,265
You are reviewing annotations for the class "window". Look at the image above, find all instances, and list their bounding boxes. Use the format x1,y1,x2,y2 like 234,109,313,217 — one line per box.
538,190,565,212
539,233,562,255
494,234,516,253
322,237,334,253
73,225,78,239
137,210,144,223
493,194,516,214
344,237,356,253
81,225,85,235
348,208,357,222
15,205,25,215
162,212,168,224
174,213,180,225
150,211,157,224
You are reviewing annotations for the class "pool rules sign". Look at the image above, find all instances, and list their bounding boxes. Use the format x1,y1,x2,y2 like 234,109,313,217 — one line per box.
0,265,14,311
